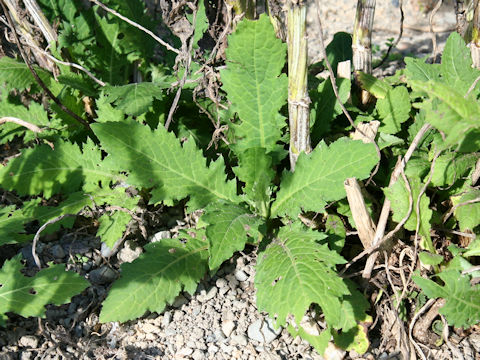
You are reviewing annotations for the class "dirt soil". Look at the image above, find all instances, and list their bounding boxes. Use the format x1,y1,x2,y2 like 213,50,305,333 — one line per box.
1,1,479,360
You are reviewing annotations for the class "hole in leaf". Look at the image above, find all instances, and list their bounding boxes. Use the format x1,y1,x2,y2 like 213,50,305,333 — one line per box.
29,288,37,295
118,33,125,40
271,276,282,286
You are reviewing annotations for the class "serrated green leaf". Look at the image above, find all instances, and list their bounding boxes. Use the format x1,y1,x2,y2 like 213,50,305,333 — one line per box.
0,254,89,326
311,77,351,143
333,324,370,354
404,57,441,82
57,73,97,96
431,152,478,187
325,213,346,252
271,138,378,218
99,233,208,322
220,15,288,154
0,139,116,197
234,148,275,215
95,94,125,123
0,57,54,92
464,239,480,258
384,175,432,244
356,72,392,99
441,32,480,95
377,132,404,150
22,192,94,235
0,206,30,245
92,121,238,210
287,324,331,356
418,251,444,266
104,82,167,116
454,190,480,231
255,224,348,328
187,0,208,49
413,270,480,327
0,98,56,144
97,212,130,248
204,202,262,271
376,86,411,134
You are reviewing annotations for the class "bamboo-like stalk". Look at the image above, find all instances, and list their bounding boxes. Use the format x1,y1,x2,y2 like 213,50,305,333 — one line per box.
287,0,311,171
352,0,376,106
470,0,480,68
23,0,57,44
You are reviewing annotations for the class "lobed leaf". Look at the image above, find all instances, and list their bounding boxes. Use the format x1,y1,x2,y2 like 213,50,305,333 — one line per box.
220,15,288,155
204,201,262,272
0,139,116,197
255,224,348,328
376,85,411,134
99,232,208,322
271,138,378,218
92,121,239,210
104,82,168,116
453,190,480,232
0,255,89,326
413,270,480,327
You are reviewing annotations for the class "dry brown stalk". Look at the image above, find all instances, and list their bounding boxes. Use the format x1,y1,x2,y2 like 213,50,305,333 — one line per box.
0,116,44,133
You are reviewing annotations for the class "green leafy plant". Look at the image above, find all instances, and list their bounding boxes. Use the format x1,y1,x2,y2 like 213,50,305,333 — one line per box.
1,0,480,356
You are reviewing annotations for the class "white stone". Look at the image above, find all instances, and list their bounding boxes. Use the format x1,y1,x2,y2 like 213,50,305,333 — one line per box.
221,319,236,337
142,323,160,334
247,318,282,344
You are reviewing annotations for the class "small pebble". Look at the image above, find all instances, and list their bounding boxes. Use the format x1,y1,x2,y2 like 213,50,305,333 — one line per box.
19,335,38,348
191,350,205,360
231,333,248,346
142,323,160,334
117,241,143,263
162,311,172,327
89,266,116,284
50,245,65,259
198,286,218,303
176,347,193,357
247,318,282,344
150,230,172,243
234,269,248,282
221,319,235,337
172,295,188,308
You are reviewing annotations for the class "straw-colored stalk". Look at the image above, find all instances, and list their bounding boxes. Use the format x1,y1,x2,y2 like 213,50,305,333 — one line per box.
470,0,480,68
2,0,55,71
287,0,311,171
455,0,474,39
352,0,376,106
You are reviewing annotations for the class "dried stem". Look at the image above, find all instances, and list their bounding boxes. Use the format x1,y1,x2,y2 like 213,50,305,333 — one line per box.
470,0,480,68
287,0,311,171
0,116,44,133
353,0,375,105
23,0,57,44
374,0,404,69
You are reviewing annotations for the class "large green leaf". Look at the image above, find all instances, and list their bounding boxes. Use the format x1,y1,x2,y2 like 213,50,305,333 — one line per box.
0,57,55,92
92,121,238,210
410,80,480,152
413,270,480,328
271,138,378,218
0,206,30,245
384,175,432,243
454,190,480,231
220,14,287,155
104,82,168,116
234,148,275,215
376,85,411,134
440,32,480,95
99,232,208,322
0,98,58,144
0,139,116,197
204,201,262,272
0,255,89,326
255,224,348,328
404,57,441,82
431,152,478,187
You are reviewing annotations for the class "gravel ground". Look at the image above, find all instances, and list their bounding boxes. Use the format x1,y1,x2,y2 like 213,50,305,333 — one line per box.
1,1,478,360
